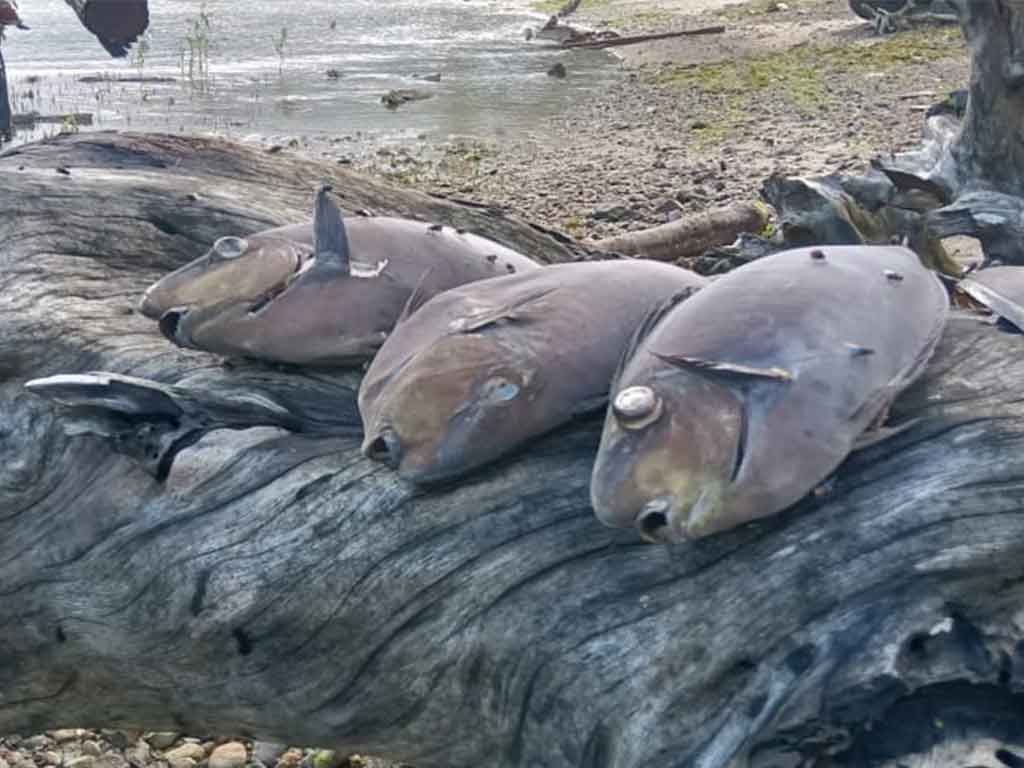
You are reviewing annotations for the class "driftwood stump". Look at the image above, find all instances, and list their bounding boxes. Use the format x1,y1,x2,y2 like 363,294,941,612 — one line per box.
873,0,1024,266
3,130,1024,768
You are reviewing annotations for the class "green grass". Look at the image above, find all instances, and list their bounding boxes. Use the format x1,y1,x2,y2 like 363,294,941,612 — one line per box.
650,24,963,143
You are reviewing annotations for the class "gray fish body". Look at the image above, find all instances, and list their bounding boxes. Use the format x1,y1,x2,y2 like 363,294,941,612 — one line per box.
141,213,538,366
590,244,949,542
359,260,708,484
958,266,1024,332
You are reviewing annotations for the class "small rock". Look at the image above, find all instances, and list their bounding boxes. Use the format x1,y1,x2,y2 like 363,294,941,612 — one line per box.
325,69,342,80
309,752,342,768
250,744,286,767
589,201,636,223
20,738,51,751
145,735,180,751
167,759,196,768
380,89,433,109
654,198,683,216
66,758,96,768
0,757,9,768
51,731,85,744
95,755,129,768
81,742,103,758
42,752,61,765
127,740,151,765
547,62,567,78
164,745,206,763
208,742,247,768
274,750,303,768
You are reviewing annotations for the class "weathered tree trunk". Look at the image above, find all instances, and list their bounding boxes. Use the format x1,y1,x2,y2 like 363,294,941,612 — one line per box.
871,0,1024,263
0,43,11,142
3,131,1024,768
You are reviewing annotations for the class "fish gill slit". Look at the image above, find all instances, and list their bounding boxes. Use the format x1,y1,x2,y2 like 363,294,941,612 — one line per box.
730,401,749,484
247,259,304,315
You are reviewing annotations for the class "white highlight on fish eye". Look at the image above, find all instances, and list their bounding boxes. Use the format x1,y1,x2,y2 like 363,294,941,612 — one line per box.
213,236,248,259
614,386,656,419
481,376,520,404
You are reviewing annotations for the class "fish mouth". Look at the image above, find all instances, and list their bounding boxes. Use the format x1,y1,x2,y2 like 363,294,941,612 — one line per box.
636,498,674,543
362,428,402,470
635,489,717,544
158,306,196,349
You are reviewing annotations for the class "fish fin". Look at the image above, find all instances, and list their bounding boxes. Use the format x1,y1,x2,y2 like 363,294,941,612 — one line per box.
852,418,921,452
651,354,795,383
571,394,608,419
396,267,437,325
611,286,702,390
452,285,560,334
313,185,350,275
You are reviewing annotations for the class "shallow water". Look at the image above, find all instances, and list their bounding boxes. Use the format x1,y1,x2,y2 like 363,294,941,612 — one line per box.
2,0,621,146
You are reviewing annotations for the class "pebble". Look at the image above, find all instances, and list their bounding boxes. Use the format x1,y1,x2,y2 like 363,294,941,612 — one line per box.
163,745,206,763
167,759,196,768
82,742,103,758
127,740,152,765
208,743,247,768
144,735,179,751
250,743,286,767
66,758,96,768
95,754,129,768
52,731,86,744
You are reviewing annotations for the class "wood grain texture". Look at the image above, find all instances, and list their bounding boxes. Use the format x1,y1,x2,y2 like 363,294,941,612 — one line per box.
3,132,1024,768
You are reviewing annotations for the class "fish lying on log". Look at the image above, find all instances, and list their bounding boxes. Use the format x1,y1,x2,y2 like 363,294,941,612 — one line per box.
359,260,708,484
143,187,539,367
590,244,949,543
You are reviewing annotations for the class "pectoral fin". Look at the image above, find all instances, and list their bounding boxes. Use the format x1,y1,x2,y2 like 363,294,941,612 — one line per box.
396,267,437,325
450,285,560,334
852,418,920,452
652,354,795,383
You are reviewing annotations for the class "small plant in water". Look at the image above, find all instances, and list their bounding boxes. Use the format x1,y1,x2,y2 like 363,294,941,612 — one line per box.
181,0,213,92
130,31,151,78
274,26,288,78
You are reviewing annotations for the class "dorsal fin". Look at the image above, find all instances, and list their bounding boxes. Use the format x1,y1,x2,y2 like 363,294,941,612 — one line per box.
313,185,350,275
611,286,701,391
450,285,560,334
396,267,437,325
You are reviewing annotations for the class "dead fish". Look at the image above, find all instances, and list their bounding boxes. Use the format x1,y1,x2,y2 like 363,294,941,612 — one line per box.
590,244,949,543
358,260,708,484
141,187,539,366
956,266,1024,331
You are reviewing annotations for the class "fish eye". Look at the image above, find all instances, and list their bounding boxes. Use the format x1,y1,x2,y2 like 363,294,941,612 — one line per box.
212,236,248,260
481,376,520,404
612,385,663,430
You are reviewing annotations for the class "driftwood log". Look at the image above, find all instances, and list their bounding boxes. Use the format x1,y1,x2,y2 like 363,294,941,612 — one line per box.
593,202,768,262
4,127,1024,768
